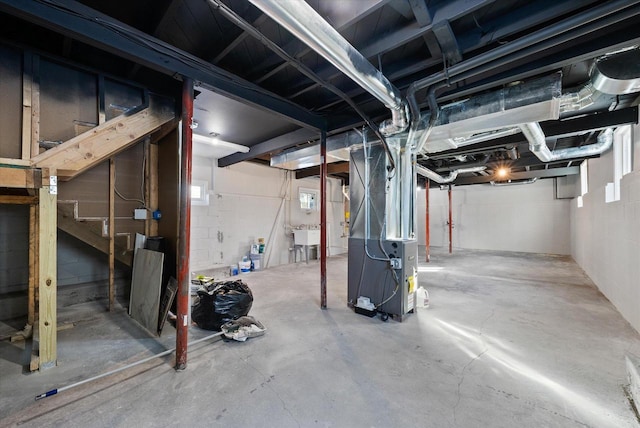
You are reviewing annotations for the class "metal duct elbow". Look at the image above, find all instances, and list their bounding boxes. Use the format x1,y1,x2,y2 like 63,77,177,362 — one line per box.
549,128,613,160
520,122,553,162
250,0,408,135
591,47,640,95
416,165,486,184
524,122,614,162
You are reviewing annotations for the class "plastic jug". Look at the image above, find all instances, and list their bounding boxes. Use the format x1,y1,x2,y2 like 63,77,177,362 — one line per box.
416,286,430,308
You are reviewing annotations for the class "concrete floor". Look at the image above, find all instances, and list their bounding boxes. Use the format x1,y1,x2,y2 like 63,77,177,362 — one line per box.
1,247,639,427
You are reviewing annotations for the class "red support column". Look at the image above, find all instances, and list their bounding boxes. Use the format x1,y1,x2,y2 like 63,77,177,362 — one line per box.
176,77,193,370
425,179,430,262
320,129,327,309
448,185,453,254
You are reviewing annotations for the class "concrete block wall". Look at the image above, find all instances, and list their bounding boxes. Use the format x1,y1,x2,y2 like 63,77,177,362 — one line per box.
190,157,348,272
417,178,572,254
571,123,640,333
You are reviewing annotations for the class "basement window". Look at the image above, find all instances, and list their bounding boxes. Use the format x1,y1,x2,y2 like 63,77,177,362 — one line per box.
191,180,209,206
577,160,588,208
299,187,319,211
608,126,633,203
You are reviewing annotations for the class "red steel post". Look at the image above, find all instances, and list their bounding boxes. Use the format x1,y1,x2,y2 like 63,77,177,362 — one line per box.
320,129,327,309
425,179,430,262
448,185,453,254
176,77,193,370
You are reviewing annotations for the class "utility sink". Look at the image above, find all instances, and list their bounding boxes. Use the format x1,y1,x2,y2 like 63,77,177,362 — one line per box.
294,229,320,246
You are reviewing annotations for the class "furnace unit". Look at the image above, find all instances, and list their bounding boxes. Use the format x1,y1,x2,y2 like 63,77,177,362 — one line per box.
347,132,418,320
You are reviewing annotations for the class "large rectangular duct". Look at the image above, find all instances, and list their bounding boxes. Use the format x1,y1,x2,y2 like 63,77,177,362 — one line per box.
272,73,563,168
270,130,360,170
419,73,562,153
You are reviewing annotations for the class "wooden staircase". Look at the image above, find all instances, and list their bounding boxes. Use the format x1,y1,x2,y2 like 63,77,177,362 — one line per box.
37,93,175,266
31,94,174,181
57,201,133,267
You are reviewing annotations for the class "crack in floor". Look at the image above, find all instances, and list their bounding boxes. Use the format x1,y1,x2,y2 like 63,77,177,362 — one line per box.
452,310,494,426
243,357,301,428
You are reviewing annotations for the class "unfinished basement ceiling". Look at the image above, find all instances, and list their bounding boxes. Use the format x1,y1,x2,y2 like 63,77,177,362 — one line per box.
1,0,640,185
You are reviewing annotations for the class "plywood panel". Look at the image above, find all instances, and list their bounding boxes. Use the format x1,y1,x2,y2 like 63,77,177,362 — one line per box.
129,248,164,335
0,45,23,159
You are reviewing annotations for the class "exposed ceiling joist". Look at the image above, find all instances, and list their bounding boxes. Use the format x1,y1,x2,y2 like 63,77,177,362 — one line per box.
453,166,580,186
0,0,325,130
432,20,462,64
218,128,318,167
409,0,432,27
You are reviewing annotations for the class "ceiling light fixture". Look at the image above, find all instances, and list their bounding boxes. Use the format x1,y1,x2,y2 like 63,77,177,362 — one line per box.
192,133,250,154
496,167,510,179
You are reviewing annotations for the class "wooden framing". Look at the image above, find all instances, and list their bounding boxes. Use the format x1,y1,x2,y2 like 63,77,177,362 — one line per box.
31,54,40,158
29,204,38,325
0,157,31,166
31,95,175,181
144,139,159,237
108,157,115,311
22,51,33,160
0,195,37,204
37,183,57,369
0,166,42,188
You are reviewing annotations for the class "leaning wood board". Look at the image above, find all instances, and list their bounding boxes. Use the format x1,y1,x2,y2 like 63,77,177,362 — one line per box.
129,248,164,336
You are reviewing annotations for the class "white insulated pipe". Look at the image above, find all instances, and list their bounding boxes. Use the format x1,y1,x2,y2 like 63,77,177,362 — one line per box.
522,123,614,162
416,165,487,184
249,0,408,134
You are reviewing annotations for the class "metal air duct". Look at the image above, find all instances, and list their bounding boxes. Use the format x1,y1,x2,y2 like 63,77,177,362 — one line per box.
591,47,640,95
248,0,408,135
416,165,486,184
524,124,614,162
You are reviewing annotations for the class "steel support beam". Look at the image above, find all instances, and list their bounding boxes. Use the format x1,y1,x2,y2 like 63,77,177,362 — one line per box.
454,166,580,185
425,179,430,262
218,128,318,167
410,0,433,26
320,129,327,309
0,0,324,130
448,186,452,254
432,20,462,64
176,77,193,371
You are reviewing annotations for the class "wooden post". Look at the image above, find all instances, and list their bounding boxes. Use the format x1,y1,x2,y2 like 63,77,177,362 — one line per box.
145,138,159,237
38,176,57,369
320,129,327,309
22,52,33,160
31,55,40,158
109,158,115,311
28,204,38,325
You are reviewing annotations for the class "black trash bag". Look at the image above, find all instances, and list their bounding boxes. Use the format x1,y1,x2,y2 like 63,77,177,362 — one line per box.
191,280,253,331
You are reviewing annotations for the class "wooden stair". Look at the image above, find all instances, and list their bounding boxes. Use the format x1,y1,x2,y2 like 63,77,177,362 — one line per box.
57,201,133,267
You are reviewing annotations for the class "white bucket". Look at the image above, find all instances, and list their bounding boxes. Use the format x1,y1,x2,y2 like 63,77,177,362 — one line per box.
239,260,251,273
